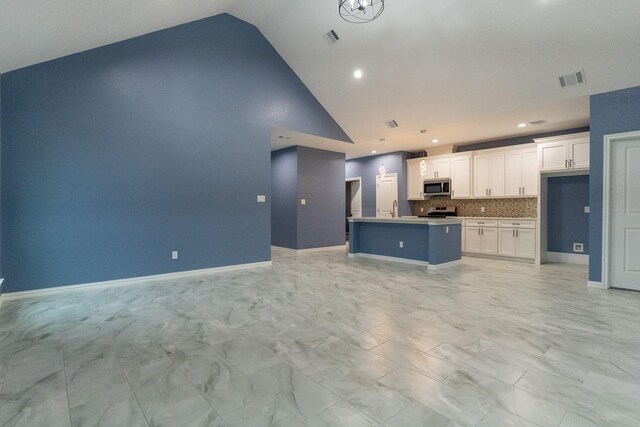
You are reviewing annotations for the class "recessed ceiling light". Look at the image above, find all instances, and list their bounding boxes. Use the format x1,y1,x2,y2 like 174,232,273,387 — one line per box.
518,123,527,128
354,69,363,79
371,150,377,154
432,139,439,143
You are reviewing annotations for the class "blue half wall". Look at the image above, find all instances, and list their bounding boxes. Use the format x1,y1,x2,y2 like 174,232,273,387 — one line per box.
589,85,640,282
547,175,589,254
0,14,350,292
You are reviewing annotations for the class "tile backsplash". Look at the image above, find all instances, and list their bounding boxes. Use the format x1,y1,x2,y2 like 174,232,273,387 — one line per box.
411,197,537,218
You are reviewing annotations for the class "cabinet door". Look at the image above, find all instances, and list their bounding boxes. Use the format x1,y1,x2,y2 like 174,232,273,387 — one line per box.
406,159,425,200
451,156,471,198
473,155,490,197
504,151,523,197
570,140,590,170
539,141,568,172
465,227,482,253
498,228,517,257
436,158,451,178
521,148,539,196
516,228,536,259
489,153,505,197
480,227,498,255
425,160,439,179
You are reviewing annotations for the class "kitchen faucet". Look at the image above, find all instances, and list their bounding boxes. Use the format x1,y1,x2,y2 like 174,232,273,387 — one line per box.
391,200,398,218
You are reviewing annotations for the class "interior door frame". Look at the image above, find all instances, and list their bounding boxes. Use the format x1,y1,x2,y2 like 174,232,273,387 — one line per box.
601,129,640,290
346,177,362,218
376,173,398,217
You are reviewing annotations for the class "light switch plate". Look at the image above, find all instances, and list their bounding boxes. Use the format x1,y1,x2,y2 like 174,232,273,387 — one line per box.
573,243,584,253
257,195,266,203
301,199,306,205
584,206,590,213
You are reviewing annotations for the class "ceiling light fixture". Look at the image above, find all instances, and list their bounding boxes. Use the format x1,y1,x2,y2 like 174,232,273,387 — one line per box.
432,139,439,143
378,138,386,177
420,130,428,175
354,69,363,79
339,0,385,24
518,123,527,128
371,150,377,154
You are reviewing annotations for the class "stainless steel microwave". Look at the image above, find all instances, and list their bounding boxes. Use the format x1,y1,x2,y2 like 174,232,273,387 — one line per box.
423,178,451,196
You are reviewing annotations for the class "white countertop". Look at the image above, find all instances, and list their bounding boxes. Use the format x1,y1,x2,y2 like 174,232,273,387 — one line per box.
456,216,537,221
349,217,462,225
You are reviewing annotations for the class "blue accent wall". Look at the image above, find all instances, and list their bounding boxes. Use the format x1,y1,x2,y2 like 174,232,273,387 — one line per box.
589,85,640,282
0,14,350,293
271,147,298,249
346,152,412,217
297,146,346,249
547,175,589,254
428,224,461,265
271,146,346,250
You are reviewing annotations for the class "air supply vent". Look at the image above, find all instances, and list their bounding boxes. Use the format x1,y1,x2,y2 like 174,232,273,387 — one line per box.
529,120,548,126
559,70,586,88
326,30,340,44
385,119,399,129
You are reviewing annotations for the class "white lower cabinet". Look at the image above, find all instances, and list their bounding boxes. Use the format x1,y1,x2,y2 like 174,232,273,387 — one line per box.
464,218,536,261
465,220,498,255
496,220,536,260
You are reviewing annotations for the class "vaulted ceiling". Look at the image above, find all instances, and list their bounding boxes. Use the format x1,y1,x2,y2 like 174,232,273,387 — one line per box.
2,0,640,157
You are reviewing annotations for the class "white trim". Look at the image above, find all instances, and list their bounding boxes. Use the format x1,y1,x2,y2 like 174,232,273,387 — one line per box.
428,259,462,270
271,245,346,253
546,252,589,265
602,130,640,290
348,252,429,267
0,261,272,301
587,280,606,289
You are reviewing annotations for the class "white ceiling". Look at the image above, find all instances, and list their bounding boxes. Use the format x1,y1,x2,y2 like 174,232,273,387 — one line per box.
3,0,640,158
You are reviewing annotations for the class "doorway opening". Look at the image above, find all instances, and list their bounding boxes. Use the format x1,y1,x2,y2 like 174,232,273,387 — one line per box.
346,177,362,241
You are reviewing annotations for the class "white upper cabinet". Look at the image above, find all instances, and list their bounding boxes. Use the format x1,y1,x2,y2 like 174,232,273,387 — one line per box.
474,152,505,197
425,158,450,179
504,146,538,197
406,158,425,200
450,155,471,199
536,132,590,172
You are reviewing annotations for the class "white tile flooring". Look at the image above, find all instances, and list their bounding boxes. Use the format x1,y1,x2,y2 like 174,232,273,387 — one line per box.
1,247,639,426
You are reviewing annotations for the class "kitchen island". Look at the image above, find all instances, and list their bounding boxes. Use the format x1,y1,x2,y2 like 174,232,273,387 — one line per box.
348,217,462,269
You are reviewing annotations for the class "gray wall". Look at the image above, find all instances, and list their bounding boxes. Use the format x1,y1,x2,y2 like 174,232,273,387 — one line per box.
346,152,412,217
271,147,298,249
297,146,346,249
588,85,640,282
0,14,350,293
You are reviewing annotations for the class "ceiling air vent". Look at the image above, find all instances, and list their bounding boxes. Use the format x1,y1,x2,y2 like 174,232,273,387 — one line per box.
559,70,586,88
326,30,340,44
529,120,548,126
385,119,399,129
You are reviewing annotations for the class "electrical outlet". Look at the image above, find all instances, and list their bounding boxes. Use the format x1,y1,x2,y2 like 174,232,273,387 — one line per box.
573,243,584,253
172,250,179,260
399,241,403,248
584,206,590,213
257,195,266,203
420,207,424,213
480,207,485,213
301,199,306,205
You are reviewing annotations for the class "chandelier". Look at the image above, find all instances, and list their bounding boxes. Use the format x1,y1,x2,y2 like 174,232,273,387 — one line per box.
339,0,385,24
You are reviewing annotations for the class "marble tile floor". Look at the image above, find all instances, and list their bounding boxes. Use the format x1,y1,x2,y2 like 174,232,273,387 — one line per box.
0,247,639,426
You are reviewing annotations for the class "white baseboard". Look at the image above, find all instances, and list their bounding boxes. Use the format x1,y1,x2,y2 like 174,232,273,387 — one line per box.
429,259,462,270
348,252,429,267
0,261,272,301
272,245,346,253
587,280,607,289
547,252,589,265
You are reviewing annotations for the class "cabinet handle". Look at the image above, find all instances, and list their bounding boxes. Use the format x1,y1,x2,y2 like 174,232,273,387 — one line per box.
481,228,484,236
478,228,480,235
489,189,492,196
565,160,568,169
570,159,574,168
516,230,519,237
513,230,515,237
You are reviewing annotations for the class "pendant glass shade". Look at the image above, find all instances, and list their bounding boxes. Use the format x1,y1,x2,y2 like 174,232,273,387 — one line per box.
379,163,386,177
339,0,385,23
